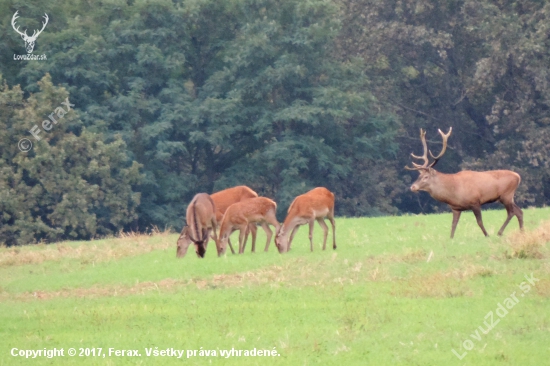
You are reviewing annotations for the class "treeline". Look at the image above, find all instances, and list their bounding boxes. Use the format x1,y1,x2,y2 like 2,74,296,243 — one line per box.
0,0,548,245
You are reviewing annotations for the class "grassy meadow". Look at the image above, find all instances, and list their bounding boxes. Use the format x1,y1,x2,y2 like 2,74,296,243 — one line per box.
1,207,550,365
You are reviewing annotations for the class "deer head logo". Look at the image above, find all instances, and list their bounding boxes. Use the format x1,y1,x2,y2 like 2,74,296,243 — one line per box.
11,11,49,54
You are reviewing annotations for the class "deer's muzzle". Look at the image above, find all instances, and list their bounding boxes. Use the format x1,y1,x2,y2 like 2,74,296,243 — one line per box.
195,243,206,258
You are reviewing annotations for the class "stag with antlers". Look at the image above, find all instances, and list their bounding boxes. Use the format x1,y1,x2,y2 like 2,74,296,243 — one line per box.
12,11,49,54
406,127,523,238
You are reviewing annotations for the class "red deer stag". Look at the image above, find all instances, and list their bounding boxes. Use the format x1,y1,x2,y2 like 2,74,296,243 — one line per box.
275,187,336,253
216,197,280,255
182,193,218,258
177,186,258,258
406,127,523,238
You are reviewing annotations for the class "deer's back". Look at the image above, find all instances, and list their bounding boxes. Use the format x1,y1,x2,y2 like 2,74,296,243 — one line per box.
225,197,276,221
186,193,216,226
444,170,520,207
211,186,258,214
289,187,334,217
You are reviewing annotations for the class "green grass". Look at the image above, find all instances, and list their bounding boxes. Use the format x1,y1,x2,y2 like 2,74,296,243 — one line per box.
1,208,550,365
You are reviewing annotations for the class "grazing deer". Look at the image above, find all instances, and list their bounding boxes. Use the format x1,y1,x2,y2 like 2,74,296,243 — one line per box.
184,193,218,258
406,127,523,238
275,187,336,253
216,197,280,255
211,186,259,253
176,186,261,258
176,227,193,258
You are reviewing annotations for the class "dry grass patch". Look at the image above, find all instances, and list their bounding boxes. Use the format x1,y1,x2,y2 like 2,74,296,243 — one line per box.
448,264,496,279
0,264,294,301
0,278,185,301
505,220,550,259
0,256,393,301
396,265,495,298
0,228,173,267
534,279,550,298
194,266,289,289
398,271,473,298
400,249,428,263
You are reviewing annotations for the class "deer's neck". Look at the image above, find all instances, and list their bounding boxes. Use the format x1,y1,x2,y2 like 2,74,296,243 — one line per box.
281,220,298,240
426,171,458,204
219,220,233,240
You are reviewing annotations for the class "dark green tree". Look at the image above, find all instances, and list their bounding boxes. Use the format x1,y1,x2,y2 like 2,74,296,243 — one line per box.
0,74,141,245
336,0,550,211
180,0,401,217
7,0,400,229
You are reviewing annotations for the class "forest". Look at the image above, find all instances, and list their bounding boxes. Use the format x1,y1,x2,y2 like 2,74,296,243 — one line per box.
1,0,549,245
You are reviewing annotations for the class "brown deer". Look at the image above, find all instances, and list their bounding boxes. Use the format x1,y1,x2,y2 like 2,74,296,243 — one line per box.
275,187,336,253
176,227,193,258
211,186,259,253
184,193,218,257
177,186,258,258
216,197,280,255
406,127,523,238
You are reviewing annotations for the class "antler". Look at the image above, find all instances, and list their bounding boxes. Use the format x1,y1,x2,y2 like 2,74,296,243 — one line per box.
405,127,453,170
31,14,49,39
405,128,429,170
11,12,48,40
428,127,452,167
11,11,28,38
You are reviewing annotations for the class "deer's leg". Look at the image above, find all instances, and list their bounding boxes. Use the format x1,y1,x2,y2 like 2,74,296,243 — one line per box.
497,204,515,236
207,219,218,251
317,218,329,250
238,226,247,254
204,228,212,250
210,219,218,242
328,212,336,250
260,223,273,252
450,209,461,239
308,220,315,251
288,226,300,250
514,204,524,231
263,210,280,252
227,237,236,254
242,226,249,253
472,206,489,237
249,224,258,252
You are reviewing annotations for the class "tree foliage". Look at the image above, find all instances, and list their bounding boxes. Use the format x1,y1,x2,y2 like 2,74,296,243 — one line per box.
336,0,550,211
0,0,548,244
0,75,141,245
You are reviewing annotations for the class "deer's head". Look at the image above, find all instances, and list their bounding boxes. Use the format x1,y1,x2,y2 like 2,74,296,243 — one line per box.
406,127,452,193
176,227,192,258
274,227,289,253
12,11,48,54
